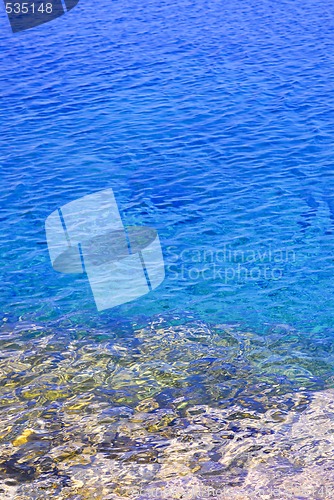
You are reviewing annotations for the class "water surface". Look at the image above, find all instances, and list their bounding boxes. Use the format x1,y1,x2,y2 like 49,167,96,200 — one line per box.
0,0,334,497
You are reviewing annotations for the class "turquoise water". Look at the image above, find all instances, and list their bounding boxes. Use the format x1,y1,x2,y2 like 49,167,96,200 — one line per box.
1,0,334,332
1,0,334,497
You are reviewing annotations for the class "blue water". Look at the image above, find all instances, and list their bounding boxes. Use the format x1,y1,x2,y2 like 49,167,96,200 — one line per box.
1,0,334,332
2,1,334,496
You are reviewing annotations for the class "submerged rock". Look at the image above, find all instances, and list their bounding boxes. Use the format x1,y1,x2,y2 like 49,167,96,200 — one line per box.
0,319,332,498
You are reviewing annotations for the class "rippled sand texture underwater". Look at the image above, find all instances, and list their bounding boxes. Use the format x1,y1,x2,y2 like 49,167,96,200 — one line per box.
1,0,334,498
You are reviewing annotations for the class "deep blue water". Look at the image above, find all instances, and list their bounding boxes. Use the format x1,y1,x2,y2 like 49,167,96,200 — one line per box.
1,0,334,334
1,1,334,496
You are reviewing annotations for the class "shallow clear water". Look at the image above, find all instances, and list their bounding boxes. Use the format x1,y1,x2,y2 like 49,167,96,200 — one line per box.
1,0,334,497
